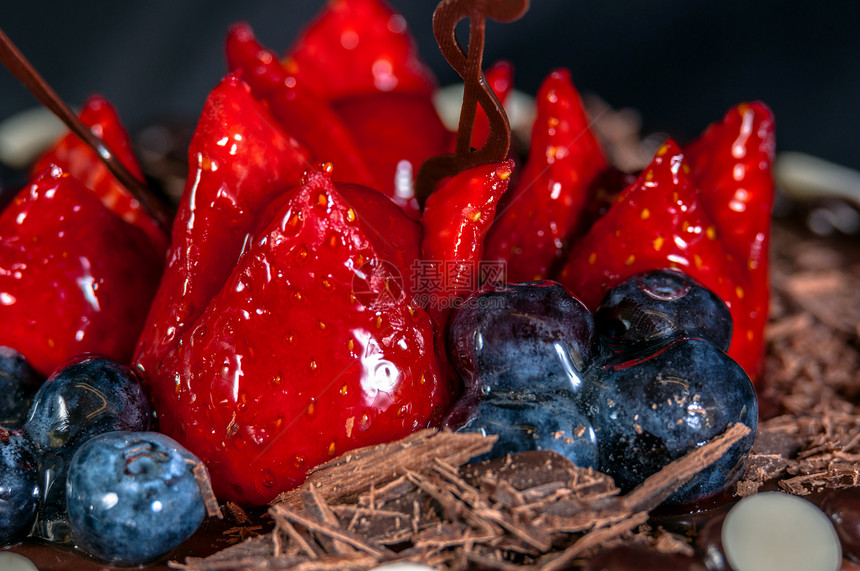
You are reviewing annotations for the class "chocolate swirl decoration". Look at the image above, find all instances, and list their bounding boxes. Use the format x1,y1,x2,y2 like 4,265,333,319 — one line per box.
0,27,171,234
416,0,529,205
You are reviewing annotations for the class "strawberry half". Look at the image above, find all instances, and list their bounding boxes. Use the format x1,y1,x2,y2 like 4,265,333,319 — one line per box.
283,0,437,101
686,102,775,382
484,69,606,281
227,22,451,218
0,167,163,376
134,73,313,372
558,140,747,367
144,169,446,504
332,92,453,217
421,160,514,315
31,95,169,255
225,23,378,190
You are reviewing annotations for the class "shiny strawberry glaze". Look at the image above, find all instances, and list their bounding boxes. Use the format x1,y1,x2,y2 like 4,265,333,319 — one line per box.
136,169,447,505
0,168,162,377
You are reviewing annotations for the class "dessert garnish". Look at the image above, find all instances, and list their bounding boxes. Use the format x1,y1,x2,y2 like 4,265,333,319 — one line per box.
414,0,528,204
176,423,749,569
720,492,841,571
442,270,757,504
65,431,210,566
0,354,219,564
23,357,152,541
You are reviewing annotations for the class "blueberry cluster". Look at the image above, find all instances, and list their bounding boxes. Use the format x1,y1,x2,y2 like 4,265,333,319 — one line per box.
445,281,599,467
0,353,209,565
444,271,758,504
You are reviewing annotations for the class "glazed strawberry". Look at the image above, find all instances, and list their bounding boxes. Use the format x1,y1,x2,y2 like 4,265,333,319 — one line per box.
255,176,423,300
332,92,454,215
685,102,775,382
134,73,313,370
421,160,514,312
144,169,446,504
284,0,436,101
31,95,169,255
0,167,163,376
558,140,747,366
338,182,423,296
484,69,606,281
132,68,443,504
225,23,378,190
227,21,451,218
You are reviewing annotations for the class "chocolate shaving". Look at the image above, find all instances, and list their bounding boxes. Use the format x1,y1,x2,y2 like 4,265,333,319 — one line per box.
192,461,224,519
415,0,529,204
539,512,650,571
177,417,753,569
622,423,751,513
0,27,171,233
222,501,252,525
273,429,496,511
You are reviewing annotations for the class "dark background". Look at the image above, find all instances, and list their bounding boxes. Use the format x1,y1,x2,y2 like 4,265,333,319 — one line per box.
1,0,858,170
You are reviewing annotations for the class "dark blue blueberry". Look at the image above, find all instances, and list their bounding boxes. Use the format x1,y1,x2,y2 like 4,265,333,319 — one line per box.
595,270,732,355
22,356,151,541
581,338,757,503
444,391,599,468
0,428,40,545
0,347,43,429
449,281,594,397
66,431,207,565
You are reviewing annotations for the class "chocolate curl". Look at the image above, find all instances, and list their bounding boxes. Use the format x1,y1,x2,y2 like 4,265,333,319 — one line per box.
0,27,171,234
415,0,529,205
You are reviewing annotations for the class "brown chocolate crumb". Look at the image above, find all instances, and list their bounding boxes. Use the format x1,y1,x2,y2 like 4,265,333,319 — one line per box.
221,501,251,525
220,525,264,546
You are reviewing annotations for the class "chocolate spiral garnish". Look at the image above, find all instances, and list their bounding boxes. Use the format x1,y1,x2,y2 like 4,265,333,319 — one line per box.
415,0,529,205
0,27,171,234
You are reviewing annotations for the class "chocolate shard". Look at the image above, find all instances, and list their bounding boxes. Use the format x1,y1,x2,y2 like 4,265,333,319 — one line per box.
273,429,496,512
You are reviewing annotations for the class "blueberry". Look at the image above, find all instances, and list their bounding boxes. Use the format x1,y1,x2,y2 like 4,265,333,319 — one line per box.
65,431,207,565
23,356,151,541
581,338,757,503
449,281,594,397
595,270,732,354
0,347,43,429
0,428,40,545
445,391,599,468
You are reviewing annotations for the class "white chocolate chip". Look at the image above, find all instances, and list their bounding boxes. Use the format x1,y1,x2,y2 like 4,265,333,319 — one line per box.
722,491,841,571
0,552,39,571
